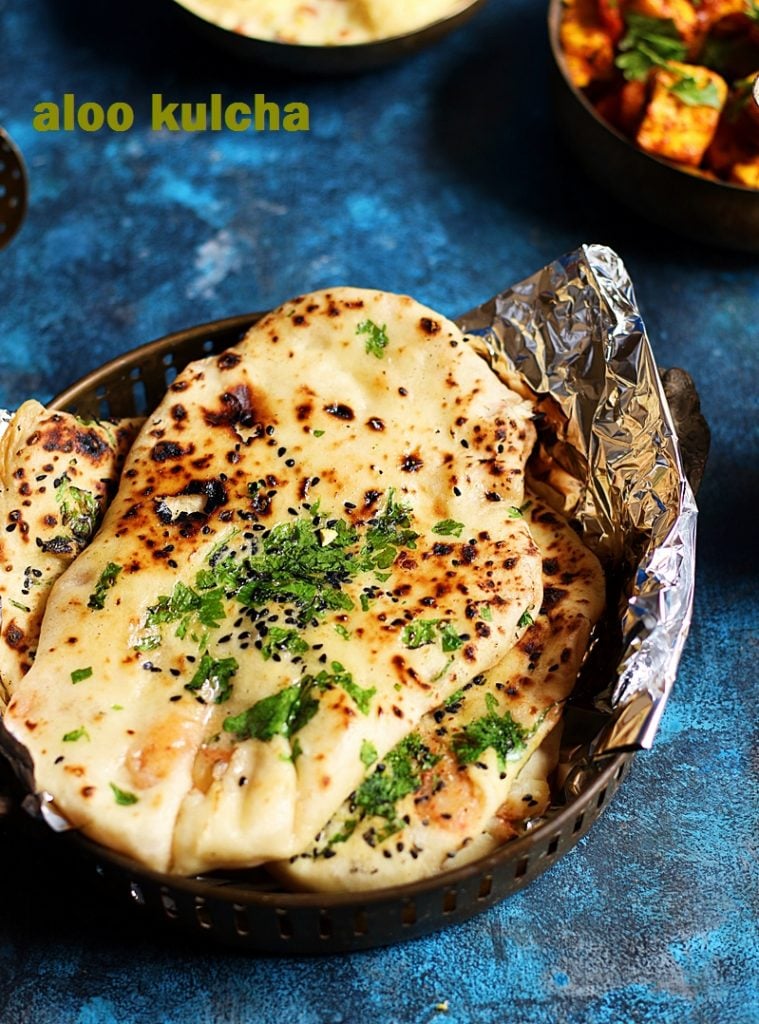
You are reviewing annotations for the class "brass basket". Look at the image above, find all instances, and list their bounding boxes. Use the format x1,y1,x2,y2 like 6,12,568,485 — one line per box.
42,315,634,954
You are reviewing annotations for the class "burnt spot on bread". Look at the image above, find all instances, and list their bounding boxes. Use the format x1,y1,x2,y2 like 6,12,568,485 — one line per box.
400,453,423,473
541,587,567,613
5,621,27,652
30,416,112,465
419,317,441,335
203,384,269,432
150,440,194,463
367,418,385,432
324,403,355,421
217,351,242,371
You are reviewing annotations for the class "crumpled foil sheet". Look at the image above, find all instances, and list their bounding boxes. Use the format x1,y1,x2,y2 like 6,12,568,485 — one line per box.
457,243,698,754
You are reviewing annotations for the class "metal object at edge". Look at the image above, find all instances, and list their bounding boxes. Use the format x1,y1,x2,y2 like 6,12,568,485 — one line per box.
0,128,28,251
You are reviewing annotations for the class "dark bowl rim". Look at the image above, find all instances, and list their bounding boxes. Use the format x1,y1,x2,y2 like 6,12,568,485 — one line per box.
69,752,632,909
546,0,759,199
169,0,486,53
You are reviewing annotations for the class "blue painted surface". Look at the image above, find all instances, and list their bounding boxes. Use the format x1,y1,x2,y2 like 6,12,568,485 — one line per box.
0,1,757,1021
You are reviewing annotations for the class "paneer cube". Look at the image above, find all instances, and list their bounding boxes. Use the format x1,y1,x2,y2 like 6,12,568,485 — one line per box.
730,155,759,186
636,61,728,165
560,0,615,88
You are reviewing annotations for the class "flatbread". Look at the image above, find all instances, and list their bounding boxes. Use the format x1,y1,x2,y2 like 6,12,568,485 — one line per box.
274,497,604,891
0,402,139,706
5,288,542,874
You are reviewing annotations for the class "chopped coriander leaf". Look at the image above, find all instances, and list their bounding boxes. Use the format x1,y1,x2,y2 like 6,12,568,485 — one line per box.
55,474,100,545
402,618,440,649
440,623,464,653
290,737,303,762
352,733,441,841
319,661,375,716
432,519,465,538
507,507,523,519
110,783,139,806
334,623,351,640
62,726,89,742
357,319,389,359
223,679,319,742
669,75,722,109
9,600,30,613
362,489,418,558
453,693,529,769
480,606,493,622
224,664,375,741
111,704,124,711
234,512,360,624
87,562,122,610
360,593,372,612
337,675,376,716
402,618,464,653
746,0,759,20
313,429,325,438
145,581,226,641
261,627,309,661
132,634,161,653
444,689,465,711
615,14,686,81
71,667,93,684
184,651,238,703
234,493,416,625
360,739,378,767
518,610,535,629
328,818,358,846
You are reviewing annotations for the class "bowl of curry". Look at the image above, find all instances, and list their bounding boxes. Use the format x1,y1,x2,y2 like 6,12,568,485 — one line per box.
548,0,759,252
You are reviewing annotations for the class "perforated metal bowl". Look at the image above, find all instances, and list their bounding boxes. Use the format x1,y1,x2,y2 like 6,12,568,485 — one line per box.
40,313,637,953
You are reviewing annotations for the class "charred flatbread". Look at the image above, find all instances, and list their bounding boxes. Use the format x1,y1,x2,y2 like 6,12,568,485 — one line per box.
0,402,139,705
6,289,542,874
274,497,604,891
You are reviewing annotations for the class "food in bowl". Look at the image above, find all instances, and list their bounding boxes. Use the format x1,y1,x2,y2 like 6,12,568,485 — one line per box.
559,0,759,187
174,0,466,45
2,289,604,889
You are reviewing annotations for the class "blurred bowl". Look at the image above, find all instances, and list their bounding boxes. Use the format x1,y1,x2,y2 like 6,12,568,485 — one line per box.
547,0,759,254
169,0,487,74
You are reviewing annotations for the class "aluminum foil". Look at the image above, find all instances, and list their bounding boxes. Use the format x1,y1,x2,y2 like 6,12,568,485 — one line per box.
457,242,698,754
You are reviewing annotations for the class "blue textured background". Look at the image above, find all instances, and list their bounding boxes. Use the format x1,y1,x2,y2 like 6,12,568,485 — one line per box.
0,1,757,1021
